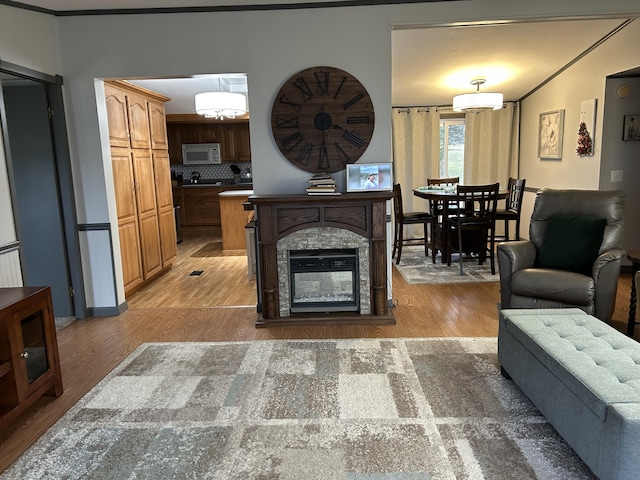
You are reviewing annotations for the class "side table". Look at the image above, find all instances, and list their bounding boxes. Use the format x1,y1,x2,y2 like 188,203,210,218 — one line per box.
626,251,640,337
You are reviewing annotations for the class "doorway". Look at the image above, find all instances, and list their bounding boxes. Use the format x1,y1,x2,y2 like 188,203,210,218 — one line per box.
0,63,85,321
100,74,256,309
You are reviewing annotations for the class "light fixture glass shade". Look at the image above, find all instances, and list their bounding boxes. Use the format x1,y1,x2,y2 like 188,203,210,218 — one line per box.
195,92,247,119
452,92,503,112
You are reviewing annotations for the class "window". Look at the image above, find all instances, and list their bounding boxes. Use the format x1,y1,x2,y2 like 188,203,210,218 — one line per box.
439,118,465,182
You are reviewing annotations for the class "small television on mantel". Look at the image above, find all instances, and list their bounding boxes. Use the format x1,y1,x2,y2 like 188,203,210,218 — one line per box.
346,163,393,192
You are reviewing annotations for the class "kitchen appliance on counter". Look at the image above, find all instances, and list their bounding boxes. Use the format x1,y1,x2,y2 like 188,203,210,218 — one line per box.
190,171,201,184
182,143,221,164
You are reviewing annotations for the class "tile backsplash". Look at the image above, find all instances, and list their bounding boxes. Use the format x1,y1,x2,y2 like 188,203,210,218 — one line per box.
171,162,252,181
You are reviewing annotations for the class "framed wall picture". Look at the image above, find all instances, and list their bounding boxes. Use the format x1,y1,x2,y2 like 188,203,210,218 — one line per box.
538,109,565,159
622,115,640,141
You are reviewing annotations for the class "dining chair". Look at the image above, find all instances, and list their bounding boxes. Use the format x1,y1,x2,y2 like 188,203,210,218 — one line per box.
446,183,499,275
392,183,434,264
495,177,526,241
426,177,460,262
427,177,461,219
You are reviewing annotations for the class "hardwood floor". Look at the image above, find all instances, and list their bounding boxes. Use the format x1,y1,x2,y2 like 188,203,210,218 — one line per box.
0,226,635,472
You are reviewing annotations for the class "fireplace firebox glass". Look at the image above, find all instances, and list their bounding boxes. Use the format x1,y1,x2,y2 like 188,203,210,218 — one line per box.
289,249,359,313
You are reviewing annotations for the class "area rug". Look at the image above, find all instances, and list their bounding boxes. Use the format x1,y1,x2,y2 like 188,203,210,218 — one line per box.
2,339,594,480
394,245,500,284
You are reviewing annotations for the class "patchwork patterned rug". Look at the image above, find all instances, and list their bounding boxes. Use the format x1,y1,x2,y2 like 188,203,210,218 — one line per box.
394,245,500,284
2,339,594,479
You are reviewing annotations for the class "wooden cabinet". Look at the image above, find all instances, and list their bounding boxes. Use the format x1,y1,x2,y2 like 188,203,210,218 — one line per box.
182,187,221,226
148,100,169,150
219,191,251,249
165,115,251,164
221,123,251,162
0,287,63,430
234,123,252,162
104,85,130,148
153,151,177,266
111,148,144,291
105,81,176,296
167,124,182,165
127,93,152,150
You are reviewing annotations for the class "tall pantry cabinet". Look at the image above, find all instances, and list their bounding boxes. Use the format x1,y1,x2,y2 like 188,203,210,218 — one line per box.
104,81,177,295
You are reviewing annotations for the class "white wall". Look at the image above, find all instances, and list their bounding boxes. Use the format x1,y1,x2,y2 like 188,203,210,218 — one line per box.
2,0,640,309
518,20,640,238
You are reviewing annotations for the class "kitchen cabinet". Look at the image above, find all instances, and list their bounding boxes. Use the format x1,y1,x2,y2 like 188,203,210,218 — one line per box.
167,124,182,165
132,150,163,279
181,187,221,226
104,85,130,148
0,287,63,431
149,100,169,150
153,151,177,267
105,80,176,296
165,115,251,163
219,190,252,249
221,123,251,162
111,147,144,291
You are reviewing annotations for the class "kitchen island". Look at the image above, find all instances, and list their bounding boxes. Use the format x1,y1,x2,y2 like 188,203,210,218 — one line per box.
218,189,254,250
172,181,252,227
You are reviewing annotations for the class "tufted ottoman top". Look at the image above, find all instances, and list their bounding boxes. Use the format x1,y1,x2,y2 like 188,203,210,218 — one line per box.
501,309,640,421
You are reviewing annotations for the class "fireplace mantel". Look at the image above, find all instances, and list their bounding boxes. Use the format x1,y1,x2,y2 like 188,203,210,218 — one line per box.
248,192,394,327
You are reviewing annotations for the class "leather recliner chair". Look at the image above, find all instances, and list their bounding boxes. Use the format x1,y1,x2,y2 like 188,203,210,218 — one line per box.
497,188,626,322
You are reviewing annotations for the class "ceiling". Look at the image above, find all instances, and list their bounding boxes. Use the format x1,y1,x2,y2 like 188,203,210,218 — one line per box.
5,2,635,113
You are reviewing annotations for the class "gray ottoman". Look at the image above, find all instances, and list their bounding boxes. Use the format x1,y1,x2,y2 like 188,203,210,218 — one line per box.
498,308,640,480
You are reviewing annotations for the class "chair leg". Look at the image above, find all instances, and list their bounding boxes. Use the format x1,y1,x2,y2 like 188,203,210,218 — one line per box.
424,221,429,257
392,223,398,260
396,224,404,264
504,219,510,241
458,226,464,275
490,237,495,275
515,219,520,241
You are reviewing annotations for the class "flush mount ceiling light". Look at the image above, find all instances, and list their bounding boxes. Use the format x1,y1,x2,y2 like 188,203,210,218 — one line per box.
195,91,247,120
452,78,503,112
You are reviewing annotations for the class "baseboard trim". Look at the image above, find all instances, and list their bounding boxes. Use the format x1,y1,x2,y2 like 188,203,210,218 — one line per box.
88,302,128,317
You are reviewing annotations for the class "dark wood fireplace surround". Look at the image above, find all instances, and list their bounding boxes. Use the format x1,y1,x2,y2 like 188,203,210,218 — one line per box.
248,191,395,327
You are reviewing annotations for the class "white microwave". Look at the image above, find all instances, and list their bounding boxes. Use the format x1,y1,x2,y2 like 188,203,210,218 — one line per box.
182,143,221,164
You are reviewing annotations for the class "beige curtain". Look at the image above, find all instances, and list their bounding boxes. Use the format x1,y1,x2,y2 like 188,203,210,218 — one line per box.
392,107,440,227
463,101,519,187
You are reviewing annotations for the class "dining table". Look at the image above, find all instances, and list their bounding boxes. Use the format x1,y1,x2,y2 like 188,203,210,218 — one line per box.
412,185,509,264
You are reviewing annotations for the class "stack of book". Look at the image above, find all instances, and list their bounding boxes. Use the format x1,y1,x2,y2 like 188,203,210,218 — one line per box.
306,173,340,195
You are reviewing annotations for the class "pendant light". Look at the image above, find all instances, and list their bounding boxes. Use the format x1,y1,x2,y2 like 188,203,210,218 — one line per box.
195,91,247,120
453,78,503,112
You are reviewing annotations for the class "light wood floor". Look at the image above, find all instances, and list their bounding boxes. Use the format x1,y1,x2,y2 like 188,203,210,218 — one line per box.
0,226,635,472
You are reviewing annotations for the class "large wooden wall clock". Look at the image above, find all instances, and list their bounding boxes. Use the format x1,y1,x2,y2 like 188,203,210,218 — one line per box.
271,66,375,173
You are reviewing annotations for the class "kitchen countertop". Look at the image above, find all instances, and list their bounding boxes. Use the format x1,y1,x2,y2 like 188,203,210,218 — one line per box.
174,179,253,188
218,189,254,197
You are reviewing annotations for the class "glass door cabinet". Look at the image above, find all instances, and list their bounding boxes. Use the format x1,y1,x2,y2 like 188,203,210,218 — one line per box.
0,287,63,429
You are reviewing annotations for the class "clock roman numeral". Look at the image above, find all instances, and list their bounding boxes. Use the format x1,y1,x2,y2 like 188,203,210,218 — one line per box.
333,76,347,100
279,94,302,112
281,131,303,152
293,77,314,101
343,93,364,110
314,71,329,96
275,116,299,129
318,146,329,170
347,115,371,125
342,130,365,147
334,142,351,163
297,142,314,165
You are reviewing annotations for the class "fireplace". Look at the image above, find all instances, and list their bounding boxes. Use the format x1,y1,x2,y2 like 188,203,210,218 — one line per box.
248,191,394,327
289,248,359,313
